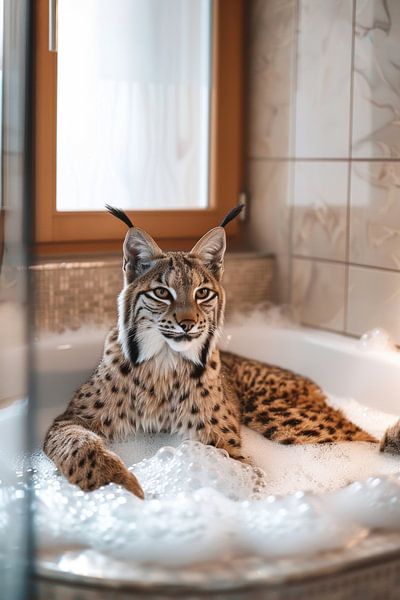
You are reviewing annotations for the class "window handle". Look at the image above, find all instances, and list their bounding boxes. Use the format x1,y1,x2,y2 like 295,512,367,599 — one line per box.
49,0,58,52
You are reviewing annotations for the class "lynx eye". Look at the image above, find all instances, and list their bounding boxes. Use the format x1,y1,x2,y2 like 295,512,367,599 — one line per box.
153,287,171,300
195,287,213,300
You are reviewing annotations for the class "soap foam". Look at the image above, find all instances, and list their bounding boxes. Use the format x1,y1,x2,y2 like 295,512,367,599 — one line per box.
228,302,299,329
358,327,398,354
239,394,399,495
4,394,400,572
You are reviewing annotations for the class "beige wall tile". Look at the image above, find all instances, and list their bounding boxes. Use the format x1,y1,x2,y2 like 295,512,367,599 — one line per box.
247,0,297,158
292,162,348,261
291,258,346,331
295,0,353,157
346,266,400,343
247,160,292,300
350,161,400,269
352,0,400,159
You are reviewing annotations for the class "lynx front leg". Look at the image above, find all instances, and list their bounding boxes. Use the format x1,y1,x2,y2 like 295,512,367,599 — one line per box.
192,406,248,463
44,418,144,498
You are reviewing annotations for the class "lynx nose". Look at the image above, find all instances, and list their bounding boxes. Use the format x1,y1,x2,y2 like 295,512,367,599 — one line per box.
179,319,196,333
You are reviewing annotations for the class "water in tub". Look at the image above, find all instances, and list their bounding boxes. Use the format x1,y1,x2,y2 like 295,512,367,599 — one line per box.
3,313,400,579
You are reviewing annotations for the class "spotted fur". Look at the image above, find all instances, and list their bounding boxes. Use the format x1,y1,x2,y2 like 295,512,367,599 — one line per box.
44,210,400,498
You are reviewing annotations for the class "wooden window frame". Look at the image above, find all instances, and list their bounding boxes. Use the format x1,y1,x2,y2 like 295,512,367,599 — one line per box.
33,0,244,255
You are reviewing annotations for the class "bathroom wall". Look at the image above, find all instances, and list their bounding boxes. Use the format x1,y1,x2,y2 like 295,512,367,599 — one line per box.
246,0,400,344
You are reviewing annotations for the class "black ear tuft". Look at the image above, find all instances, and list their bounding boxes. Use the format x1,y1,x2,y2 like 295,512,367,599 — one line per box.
219,204,245,228
105,204,134,229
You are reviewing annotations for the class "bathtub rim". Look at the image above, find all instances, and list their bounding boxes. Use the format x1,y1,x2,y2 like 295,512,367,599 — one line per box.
34,532,400,595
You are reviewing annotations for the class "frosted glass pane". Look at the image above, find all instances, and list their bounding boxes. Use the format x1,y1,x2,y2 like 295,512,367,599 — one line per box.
56,0,212,211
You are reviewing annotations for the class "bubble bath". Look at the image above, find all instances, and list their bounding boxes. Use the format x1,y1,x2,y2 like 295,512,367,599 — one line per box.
2,395,386,575
2,316,399,585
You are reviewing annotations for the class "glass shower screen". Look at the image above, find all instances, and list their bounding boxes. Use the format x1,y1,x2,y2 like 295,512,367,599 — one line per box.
56,0,213,212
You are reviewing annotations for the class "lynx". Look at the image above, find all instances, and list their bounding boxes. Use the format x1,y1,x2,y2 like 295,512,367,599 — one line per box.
44,206,400,498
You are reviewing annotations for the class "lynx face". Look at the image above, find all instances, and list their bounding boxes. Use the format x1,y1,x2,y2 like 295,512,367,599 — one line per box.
117,227,226,368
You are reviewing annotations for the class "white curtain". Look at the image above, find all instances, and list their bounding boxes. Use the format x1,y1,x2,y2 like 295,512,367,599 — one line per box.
57,0,212,211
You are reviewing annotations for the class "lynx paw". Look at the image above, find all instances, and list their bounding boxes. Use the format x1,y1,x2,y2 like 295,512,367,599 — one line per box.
65,447,144,499
237,454,256,467
380,420,400,455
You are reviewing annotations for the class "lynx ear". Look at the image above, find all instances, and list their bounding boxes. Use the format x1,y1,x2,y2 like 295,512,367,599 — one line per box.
105,205,163,283
190,227,226,280
123,227,163,283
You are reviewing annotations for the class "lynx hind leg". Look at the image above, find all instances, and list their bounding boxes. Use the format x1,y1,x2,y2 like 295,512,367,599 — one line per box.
380,420,400,455
249,387,376,445
222,352,376,446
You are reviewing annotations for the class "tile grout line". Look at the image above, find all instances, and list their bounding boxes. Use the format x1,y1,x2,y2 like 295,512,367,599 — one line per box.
242,0,253,208
287,0,300,307
246,156,400,163
344,0,357,335
292,254,400,276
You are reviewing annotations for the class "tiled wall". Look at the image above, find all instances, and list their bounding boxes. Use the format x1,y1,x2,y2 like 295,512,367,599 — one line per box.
246,0,400,344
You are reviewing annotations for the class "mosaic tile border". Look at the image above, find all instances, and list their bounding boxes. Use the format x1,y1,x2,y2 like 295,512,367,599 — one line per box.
32,254,275,333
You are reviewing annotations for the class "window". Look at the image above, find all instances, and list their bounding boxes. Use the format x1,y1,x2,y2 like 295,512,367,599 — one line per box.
57,0,212,212
34,0,244,253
